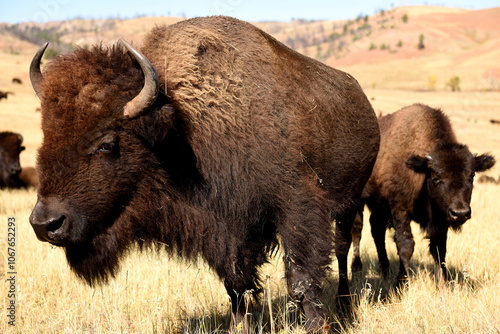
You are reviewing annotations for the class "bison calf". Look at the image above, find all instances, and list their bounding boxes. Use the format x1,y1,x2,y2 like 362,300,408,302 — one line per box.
28,16,379,333
0,132,25,188
351,103,495,284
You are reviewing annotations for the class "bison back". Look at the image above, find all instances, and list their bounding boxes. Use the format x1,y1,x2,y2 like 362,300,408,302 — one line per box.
142,16,379,209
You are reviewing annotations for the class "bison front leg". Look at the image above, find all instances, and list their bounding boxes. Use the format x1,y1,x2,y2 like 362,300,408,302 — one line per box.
284,252,331,333
369,208,391,277
392,210,415,284
224,280,250,334
280,188,333,333
428,229,449,285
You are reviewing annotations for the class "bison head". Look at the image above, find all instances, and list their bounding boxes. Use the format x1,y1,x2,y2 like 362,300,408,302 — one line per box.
406,143,495,230
28,41,175,285
0,132,25,188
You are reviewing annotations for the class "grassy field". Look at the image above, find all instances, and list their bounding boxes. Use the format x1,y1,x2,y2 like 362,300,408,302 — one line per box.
1,52,500,333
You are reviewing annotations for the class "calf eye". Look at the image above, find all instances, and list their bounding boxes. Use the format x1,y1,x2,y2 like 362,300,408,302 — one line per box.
19,146,25,152
469,172,475,182
97,142,114,154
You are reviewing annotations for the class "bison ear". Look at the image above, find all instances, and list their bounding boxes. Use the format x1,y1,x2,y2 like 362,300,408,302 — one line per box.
406,155,430,173
475,154,495,172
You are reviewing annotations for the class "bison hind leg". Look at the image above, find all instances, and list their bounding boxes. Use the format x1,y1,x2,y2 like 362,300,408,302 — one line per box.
350,209,364,273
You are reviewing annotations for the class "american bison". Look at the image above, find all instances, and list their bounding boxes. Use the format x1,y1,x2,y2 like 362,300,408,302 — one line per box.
0,131,25,188
0,131,37,189
0,91,13,101
28,16,379,332
351,104,495,284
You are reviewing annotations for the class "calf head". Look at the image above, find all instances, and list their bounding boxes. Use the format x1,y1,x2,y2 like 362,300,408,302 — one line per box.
0,132,25,187
406,143,495,230
28,41,171,285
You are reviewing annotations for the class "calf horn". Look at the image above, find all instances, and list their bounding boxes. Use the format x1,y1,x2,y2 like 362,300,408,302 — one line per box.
120,39,159,118
30,42,49,99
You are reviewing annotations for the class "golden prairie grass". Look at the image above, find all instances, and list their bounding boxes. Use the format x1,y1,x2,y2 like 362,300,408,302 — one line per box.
1,51,500,333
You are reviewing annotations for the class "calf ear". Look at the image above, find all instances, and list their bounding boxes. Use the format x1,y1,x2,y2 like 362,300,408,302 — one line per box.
475,154,495,172
406,155,430,173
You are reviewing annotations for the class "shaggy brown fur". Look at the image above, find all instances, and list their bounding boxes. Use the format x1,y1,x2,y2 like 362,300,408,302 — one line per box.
351,104,495,284
0,131,25,188
29,16,379,333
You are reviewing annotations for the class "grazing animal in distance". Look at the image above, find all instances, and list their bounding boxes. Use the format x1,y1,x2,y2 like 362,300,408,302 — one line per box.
28,16,380,333
0,131,25,188
12,78,23,84
351,103,495,284
477,174,499,184
19,166,39,188
0,91,14,101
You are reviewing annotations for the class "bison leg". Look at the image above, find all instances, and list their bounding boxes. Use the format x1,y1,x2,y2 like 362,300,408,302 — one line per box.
428,229,448,285
392,211,415,283
350,209,364,273
279,189,333,333
334,209,358,317
284,251,331,333
224,279,250,333
369,208,391,277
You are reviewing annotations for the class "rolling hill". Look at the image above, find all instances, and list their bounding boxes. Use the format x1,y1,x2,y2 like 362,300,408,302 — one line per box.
0,6,499,91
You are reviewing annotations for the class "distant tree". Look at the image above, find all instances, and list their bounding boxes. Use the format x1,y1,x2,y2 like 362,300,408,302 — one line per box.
427,74,437,90
369,43,377,51
397,40,403,48
402,14,409,23
446,76,461,91
417,34,425,50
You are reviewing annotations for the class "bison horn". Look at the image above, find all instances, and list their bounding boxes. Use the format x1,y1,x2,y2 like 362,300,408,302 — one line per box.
30,42,49,99
120,39,159,118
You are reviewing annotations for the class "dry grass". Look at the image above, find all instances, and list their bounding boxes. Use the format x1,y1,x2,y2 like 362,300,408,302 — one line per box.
1,44,500,333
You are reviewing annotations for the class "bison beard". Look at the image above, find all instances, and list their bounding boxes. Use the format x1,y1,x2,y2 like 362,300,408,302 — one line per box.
65,231,123,286
29,16,380,333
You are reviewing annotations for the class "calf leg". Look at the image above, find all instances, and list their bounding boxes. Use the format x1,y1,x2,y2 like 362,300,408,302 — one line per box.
369,208,391,276
351,209,364,273
335,207,358,316
429,229,448,285
392,211,415,282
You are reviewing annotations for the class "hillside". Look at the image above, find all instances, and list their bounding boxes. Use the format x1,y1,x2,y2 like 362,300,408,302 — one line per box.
0,6,499,91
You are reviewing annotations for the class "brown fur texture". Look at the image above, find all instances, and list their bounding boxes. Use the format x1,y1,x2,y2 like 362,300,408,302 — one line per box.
351,104,495,284
0,131,25,188
29,16,379,332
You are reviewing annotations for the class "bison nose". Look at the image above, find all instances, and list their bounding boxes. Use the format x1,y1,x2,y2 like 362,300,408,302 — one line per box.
30,201,70,245
448,208,471,221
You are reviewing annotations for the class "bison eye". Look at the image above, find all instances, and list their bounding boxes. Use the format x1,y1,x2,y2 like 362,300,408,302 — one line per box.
432,176,441,185
97,142,114,154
